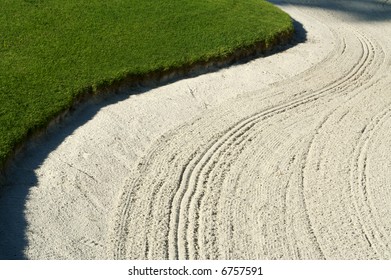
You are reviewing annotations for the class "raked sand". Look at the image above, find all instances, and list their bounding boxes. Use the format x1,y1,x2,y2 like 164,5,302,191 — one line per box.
1,0,391,259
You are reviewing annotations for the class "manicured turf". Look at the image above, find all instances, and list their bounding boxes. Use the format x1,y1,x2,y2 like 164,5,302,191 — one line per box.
0,0,293,166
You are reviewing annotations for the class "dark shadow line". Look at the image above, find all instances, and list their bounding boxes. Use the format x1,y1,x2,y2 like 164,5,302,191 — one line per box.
272,0,391,22
0,17,306,260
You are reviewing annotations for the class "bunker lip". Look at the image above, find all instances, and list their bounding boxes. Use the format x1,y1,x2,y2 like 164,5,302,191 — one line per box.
0,28,294,181
3,0,390,260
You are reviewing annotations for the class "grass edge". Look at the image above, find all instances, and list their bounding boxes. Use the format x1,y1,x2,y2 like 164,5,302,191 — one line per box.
0,26,294,182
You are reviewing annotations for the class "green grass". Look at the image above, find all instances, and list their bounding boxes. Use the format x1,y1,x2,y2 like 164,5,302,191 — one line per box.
0,0,293,167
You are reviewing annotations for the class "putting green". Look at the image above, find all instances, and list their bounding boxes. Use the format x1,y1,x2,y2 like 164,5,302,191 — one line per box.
0,0,293,167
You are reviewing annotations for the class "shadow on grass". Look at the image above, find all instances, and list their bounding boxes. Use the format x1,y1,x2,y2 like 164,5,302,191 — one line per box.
0,17,307,259
273,0,391,22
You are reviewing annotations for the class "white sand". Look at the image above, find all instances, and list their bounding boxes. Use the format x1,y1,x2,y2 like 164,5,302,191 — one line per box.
1,0,391,259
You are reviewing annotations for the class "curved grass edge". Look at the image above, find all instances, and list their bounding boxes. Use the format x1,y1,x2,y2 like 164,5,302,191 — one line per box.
0,26,294,181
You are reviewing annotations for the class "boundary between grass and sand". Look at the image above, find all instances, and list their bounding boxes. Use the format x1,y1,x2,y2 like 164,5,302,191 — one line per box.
0,27,294,183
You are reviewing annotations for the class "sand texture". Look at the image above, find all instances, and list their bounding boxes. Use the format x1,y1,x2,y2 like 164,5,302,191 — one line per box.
1,0,391,259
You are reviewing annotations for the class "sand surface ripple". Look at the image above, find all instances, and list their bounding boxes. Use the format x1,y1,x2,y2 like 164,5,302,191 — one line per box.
1,0,391,259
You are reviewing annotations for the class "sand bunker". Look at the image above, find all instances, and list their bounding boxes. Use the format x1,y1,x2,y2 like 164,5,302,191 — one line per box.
1,0,391,259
